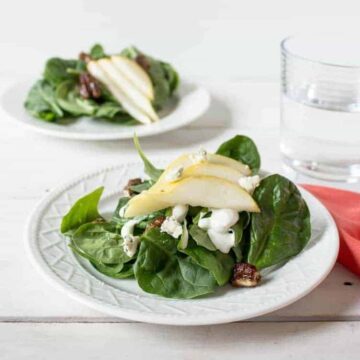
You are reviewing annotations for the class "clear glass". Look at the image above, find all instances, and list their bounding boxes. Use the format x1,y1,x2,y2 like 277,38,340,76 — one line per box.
280,35,360,182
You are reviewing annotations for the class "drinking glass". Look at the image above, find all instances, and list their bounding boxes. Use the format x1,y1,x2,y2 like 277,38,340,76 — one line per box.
281,35,360,182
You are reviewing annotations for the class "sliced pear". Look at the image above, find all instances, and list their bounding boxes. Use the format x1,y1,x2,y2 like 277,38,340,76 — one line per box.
124,191,170,218
208,153,251,175
181,163,245,184
87,61,152,124
111,55,154,100
154,176,259,212
152,152,251,190
125,176,259,217
97,58,158,122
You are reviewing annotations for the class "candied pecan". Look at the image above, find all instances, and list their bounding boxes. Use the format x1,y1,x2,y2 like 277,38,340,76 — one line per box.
231,263,261,287
79,83,90,99
147,216,166,231
124,178,143,196
79,72,102,99
87,79,102,98
79,52,92,63
135,54,150,71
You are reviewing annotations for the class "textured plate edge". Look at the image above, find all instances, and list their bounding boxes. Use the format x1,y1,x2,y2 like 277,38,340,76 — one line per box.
24,165,340,326
0,79,211,141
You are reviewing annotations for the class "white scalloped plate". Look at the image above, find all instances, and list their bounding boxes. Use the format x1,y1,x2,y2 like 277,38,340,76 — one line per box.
0,79,210,140
25,162,339,325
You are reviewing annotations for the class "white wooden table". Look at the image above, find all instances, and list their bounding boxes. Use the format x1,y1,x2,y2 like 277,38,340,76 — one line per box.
1,78,359,359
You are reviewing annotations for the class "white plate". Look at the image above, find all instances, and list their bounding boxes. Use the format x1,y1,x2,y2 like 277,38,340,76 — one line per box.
1,79,210,140
25,162,339,325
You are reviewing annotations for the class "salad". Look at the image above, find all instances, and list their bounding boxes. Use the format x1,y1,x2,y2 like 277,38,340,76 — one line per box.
60,135,311,299
24,44,179,125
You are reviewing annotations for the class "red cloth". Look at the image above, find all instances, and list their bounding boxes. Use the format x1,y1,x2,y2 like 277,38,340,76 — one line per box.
301,184,360,277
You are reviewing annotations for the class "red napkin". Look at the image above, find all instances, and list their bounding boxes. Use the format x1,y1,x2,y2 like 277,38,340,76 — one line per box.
301,184,360,277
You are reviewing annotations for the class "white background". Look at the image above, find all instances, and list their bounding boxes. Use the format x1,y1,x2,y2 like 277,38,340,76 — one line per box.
1,1,360,359
1,0,360,79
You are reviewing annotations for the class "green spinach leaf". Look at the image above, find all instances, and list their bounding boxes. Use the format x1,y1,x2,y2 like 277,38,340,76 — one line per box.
56,80,97,116
231,213,250,262
92,262,134,279
246,174,311,269
189,224,216,251
188,210,215,251
182,239,234,286
61,187,104,234
94,101,126,119
72,222,132,265
90,44,106,60
44,58,81,86
129,180,153,194
134,228,217,299
133,134,163,181
24,80,64,121
216,135,261,173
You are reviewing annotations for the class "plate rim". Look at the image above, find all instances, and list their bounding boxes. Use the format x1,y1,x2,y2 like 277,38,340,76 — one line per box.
24,163,339,326
1,78,210,141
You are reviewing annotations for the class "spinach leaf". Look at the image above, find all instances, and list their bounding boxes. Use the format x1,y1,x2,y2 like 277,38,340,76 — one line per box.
134,228,217,299
61,187,104,234
246,174,311,269
133,134,163,181
92,262,134,279
56,80,97,116
129,180,153,194
44,58,81,86
24,80,64,121
231,213,250,262
72,222,132,265
111,196,130,227
94,101,128,120
216,135,261,173
182,239,234,286
189,224,216,251
161,61,180,94
188,210,215,251
90,44,106,60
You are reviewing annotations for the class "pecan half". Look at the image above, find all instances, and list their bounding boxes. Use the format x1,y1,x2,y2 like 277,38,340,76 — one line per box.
79,52,92,64
231,263,261,287
124,178,143,196
147,215,166,231
79,72,102,99
135,54,150,72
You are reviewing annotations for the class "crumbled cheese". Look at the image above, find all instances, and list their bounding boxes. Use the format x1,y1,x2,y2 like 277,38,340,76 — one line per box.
165,166,184,181
161,217,183,239
121,219,140,257
238,175,261,194
160,205,189,239
190,148,208,164
198,209,239,253
172,204,189,223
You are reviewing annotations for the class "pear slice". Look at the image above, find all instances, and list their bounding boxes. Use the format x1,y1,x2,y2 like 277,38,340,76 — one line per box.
181,163,245,184
208,153,251,175
125,176,259,217
124,191,171,218
97,58,158,122
87,61,152,124
111,55,154,100
152,152,251,190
